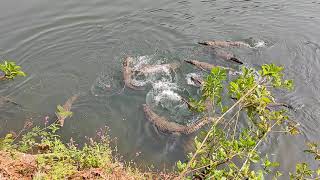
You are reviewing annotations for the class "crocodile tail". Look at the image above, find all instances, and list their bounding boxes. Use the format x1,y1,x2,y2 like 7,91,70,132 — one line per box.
184,117,210,135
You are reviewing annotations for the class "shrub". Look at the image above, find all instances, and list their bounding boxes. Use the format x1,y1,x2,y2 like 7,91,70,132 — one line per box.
176,64,307,179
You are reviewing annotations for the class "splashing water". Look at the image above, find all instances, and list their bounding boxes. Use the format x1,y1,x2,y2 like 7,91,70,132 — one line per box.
130,56,175,88
154,90,182,106
148,81,181,106
131,55,153,70
253,40,266,48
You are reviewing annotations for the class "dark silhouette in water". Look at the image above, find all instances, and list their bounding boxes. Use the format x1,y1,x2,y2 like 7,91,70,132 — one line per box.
0,96,20,107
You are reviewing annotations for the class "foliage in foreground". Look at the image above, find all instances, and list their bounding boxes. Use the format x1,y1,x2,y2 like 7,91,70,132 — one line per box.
290,142,320,179
0,60,26,80
177,64,319,179
0,123,113,179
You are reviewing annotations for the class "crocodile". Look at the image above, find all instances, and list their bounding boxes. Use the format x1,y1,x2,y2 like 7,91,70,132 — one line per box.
137,63,180,75
143,104,214,135
214,49,244,64
122,57,144,90
0,96,20,107
185,60,233,71
56,94,79,126
198,40,251,48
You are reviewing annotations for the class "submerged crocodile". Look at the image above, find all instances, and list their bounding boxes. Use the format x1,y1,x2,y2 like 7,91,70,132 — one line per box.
198,40,251,48
185,60,234,71
143,104,214,135
0,96,19,107
122,57,144,90
56,94,79,126
214,49,244,64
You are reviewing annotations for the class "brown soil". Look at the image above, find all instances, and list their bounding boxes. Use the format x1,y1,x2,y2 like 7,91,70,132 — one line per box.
0,151,36,180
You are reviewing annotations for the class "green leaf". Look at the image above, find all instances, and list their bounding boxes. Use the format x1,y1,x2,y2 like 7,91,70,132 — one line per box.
57,105,64,112
261,96,272,104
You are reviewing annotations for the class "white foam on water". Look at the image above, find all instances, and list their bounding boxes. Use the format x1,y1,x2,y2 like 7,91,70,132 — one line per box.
141,65,171,75
253,40,266,48
130,55,175,88
154,89,182,105
132,55,153,70
146,80,184,110
152,81,178,91
131,78,148,87
131,71,174,88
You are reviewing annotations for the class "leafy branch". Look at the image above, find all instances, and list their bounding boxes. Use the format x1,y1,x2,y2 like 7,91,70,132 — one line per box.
176,64,300,179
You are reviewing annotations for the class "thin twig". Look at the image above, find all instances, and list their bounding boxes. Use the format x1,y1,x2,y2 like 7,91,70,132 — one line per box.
222,107,241,131
235,120,279,179
232,107,241,141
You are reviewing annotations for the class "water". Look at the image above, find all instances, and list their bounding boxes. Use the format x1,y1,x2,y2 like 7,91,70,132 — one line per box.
1,0,320,176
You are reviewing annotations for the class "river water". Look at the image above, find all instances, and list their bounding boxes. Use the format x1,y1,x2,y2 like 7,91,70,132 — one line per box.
0,0,320,177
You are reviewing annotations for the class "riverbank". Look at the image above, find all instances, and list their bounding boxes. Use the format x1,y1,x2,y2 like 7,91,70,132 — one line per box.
0,147,174,180
0,122,175,180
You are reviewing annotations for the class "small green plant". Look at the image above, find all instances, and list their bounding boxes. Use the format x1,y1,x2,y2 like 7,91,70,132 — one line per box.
33,124,111,179
56,105,73,119
0,134,14,151
0,60,26,79
176,64,302,179
0,123,113,179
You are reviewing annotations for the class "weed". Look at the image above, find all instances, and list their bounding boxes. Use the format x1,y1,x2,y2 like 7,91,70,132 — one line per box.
0,61,26,80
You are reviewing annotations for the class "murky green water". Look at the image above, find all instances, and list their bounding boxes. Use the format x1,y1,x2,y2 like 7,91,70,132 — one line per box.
1,0,320,177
